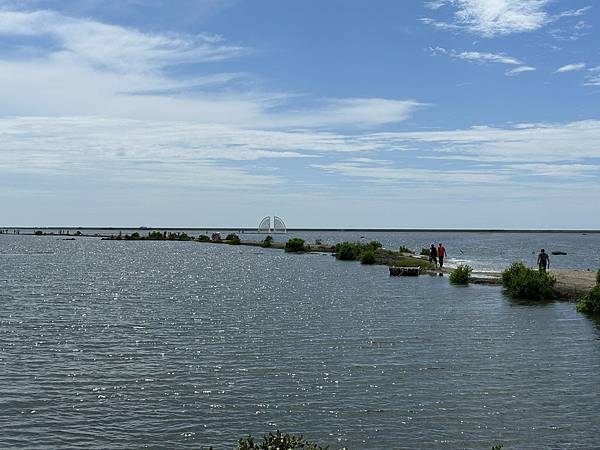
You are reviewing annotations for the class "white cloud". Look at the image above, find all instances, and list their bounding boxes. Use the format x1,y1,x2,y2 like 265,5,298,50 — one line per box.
313,161,509,185
422,0,589,37
584,66,600,86
0,8,422,129
554,63,586,73
0,10,243,73
506,65,536,76
368,120,600,163
430,47,535,76
454,50,521,65
271,98,424,129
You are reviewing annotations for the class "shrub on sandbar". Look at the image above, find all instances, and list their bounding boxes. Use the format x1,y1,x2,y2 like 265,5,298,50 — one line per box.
360,250,376,265
501,262,557,300
335,242,362,260
285,237,306,253
226,234,241,245
261,235,273,248
449,265,472,285
420,247,430,256
577,285,600,315
198,234,210,242
335,241,382,261
398,245,413,254
596,268,600,285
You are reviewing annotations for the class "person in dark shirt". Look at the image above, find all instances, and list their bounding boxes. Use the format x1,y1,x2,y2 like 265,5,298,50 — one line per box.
429,244,438,269
537,249,550,272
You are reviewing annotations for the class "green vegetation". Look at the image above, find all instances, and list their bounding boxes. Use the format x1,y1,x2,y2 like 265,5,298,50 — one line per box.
34,230,43,236
449,265,472,285
118,231,192,241
398,245,413,254
234,431,330,450
226,234,241,245
420,247,430,256
360,250,376,265
577,267,600,315
205,430,500,450
334,241,382,261
501,262,557,300
198,234,210,242
285,237,306,253
261,235,273,248
577,285,600,314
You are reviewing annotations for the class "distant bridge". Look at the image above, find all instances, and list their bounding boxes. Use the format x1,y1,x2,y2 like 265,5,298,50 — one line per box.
258,216,287,234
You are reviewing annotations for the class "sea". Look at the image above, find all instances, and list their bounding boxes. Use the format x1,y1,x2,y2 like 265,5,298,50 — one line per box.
1,231,599,449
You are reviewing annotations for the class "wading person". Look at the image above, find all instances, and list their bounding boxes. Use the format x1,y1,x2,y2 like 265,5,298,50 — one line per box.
437,243,446,268
429,244,438,269
537,249,550,273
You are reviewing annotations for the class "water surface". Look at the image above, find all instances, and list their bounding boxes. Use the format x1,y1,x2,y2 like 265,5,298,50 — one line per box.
1,236,599,449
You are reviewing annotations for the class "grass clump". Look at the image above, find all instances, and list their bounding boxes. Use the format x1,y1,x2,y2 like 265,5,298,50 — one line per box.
420,247,430,256
398,245,413,254
360,250,376,265
285,237,306,253
501,262,557,300
449,265,472,285
235,431,329,450
577,285,600,315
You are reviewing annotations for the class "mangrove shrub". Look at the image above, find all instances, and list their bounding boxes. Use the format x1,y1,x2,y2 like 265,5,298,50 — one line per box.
198,234,210,242
360,250,376,265
398,245,413,254
577,285,600,315
501,262,557,300
235,431,330,450
285,238,306,253
335,241,382,261
420,248,430,256
449,265,472,285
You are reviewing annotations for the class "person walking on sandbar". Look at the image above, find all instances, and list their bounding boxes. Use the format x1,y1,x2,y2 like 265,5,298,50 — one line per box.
537,249,550,273
429,244,438,269
437,243,446,268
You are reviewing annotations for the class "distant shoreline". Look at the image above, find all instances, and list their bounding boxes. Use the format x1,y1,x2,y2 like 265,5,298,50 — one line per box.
2,227,600,233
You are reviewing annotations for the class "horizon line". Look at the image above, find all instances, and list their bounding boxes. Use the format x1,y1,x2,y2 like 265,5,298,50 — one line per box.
2,226,599,233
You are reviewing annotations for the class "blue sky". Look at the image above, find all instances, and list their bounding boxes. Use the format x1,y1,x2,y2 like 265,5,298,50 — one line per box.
0,0,599,228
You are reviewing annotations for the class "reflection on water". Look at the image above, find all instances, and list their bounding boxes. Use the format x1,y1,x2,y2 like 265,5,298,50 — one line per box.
0,235,599,449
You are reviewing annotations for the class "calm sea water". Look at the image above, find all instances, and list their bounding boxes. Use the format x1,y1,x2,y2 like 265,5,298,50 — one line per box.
1,235,599,449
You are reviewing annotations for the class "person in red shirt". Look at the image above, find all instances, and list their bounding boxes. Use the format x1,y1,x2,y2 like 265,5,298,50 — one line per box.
437,243,446,268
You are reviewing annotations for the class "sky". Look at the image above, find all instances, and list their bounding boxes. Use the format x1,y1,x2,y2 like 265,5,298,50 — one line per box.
0,0,599,229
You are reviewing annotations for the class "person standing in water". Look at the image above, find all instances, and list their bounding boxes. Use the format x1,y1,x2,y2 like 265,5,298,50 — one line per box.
429,244,438,269
537,249,550,272
437,243,446,268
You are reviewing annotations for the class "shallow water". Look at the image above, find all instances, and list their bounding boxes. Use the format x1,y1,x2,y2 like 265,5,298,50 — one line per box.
1,236,599,449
